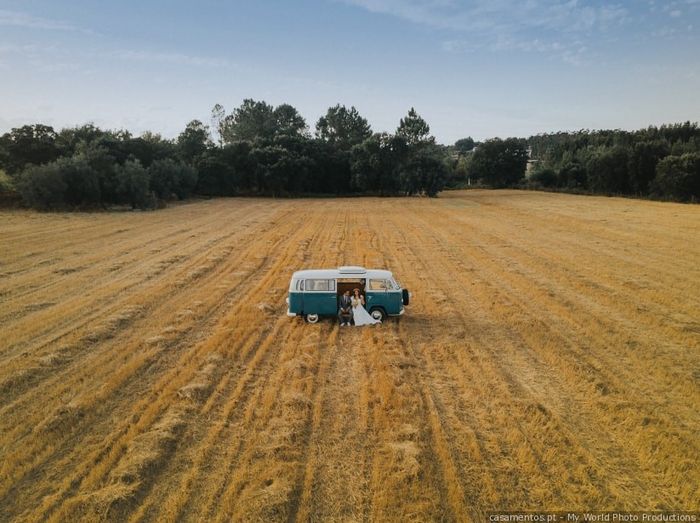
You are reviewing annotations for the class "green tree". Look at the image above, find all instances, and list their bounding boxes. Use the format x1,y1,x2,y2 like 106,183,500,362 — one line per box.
557,160,587,189
17,143,119,209
586,146,630,194
56,124,105,156
223,141,258,193
529,165,558,187
0,124,60,175
627,140,669,195
149,158,198,200
273,104,308,137
393,109,445,195
315,105,372,149
221,99,276,143
469,138,528,187
85,129,132,166
351,133,405,195
252,146,289,196
651,153,700,201
195,151,233,196
454,137,475,154
397,144,447,196
114,159,152,208
117,133,175,169
670,138,699,156
58,156,102,207
396,108,433,146
0,169,13,193
17,163,67,209
72,142,119,203
177,120,211,165
307,140,353,194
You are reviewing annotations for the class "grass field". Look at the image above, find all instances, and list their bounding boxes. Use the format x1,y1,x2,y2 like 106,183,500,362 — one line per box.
0,190,698,522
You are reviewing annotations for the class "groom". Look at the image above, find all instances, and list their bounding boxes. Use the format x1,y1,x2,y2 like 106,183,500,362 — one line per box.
338,290,353,326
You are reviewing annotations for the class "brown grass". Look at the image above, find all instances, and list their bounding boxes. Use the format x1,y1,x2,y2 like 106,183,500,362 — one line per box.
0,191,698,522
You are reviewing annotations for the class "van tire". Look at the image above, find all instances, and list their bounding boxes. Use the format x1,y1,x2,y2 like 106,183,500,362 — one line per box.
306,314,319,324
370,308,386,322
402,289,410,306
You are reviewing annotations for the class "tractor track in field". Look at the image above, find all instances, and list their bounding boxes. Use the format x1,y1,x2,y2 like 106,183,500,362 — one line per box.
0,191,698,521
1,206,298,521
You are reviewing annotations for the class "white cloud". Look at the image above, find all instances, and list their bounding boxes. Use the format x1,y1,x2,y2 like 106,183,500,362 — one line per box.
339,0,627,33
0,9,93,34
339,0,629,63
0,42,231,71
113,50,231,68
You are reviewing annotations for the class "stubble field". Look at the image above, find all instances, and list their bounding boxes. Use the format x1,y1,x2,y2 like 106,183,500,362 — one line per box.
0,190,698,522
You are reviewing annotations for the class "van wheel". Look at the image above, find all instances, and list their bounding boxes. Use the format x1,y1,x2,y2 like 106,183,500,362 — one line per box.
402,289,410,306
370,308,386,322
305,314,319,324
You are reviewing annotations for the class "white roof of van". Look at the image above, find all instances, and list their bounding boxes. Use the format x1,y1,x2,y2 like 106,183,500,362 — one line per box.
291,267,393,280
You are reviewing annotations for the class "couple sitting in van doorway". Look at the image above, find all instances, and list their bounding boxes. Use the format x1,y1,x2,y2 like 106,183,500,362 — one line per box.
338,288,381,326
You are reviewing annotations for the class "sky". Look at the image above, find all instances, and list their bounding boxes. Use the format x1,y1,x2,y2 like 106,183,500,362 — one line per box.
0,0,699,143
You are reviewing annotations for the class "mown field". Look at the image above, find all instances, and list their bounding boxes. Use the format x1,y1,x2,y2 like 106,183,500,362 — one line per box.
0,190,698,522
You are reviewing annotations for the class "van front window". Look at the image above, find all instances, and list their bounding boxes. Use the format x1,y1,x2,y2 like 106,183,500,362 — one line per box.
368,279,388,290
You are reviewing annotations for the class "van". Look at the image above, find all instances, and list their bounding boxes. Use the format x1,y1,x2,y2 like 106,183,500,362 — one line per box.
286,266,409,323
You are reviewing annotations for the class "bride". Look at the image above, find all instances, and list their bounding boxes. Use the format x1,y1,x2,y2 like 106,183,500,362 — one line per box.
351,288,381,326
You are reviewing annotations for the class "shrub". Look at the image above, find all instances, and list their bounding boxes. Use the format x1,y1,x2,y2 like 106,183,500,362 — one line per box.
149,158,198,200
59,156,102,207
0,169,14,193
16,152,108,209
17,163,67,210
114,159,153,208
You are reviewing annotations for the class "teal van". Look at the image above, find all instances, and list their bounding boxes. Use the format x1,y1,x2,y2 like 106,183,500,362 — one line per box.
286,266,409,323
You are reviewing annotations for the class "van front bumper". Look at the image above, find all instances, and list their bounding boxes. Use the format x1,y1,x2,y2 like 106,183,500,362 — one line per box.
286,308,297,317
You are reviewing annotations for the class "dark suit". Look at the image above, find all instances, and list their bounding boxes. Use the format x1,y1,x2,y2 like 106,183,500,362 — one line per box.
338,295,353,324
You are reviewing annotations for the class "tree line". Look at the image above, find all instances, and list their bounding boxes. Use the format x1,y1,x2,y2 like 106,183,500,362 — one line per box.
0,101,697,209
525,122,700,202
0,103,454,210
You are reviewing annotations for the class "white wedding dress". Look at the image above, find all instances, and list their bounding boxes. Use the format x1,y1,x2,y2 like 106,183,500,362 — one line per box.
351,296,381,326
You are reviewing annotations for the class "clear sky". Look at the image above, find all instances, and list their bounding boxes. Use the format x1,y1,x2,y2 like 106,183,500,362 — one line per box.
1,0,699,143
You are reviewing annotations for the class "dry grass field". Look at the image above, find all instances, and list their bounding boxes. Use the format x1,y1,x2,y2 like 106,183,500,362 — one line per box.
0,190,698,522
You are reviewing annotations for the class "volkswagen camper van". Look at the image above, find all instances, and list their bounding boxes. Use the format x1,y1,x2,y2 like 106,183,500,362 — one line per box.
286,266,409,323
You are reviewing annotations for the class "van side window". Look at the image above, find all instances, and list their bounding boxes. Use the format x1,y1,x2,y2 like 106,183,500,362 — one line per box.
305,279,335,292
368,279,388,291
297,280,304,291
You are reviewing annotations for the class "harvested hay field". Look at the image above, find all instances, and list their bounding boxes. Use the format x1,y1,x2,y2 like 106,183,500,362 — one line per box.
0,190,698,521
